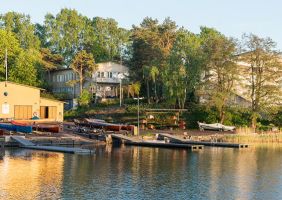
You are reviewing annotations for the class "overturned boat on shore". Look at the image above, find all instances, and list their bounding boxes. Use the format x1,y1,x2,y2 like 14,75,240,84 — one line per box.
0,123,32,133
74,118,134,132
11,120,61,133
198,122,235,131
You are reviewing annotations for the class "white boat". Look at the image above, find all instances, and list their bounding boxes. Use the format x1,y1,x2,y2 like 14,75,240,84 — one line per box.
198,122,235,131
222,124,236,131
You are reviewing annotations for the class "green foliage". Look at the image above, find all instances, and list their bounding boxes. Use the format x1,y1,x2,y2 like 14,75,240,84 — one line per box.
163,29,204,108
39,48,63,70
0,12,40,49
0,30,40,86
91,17,130,62
71,50,97,95
183,105,217,128
130,17,177,103
39,9,130,64
128,82,141,97
42,9,92,64
0,30,21,79
240,33,282,128
273,109,282,127
78,89,91,106
199,27,237,123
40,92,57,100
183,105,253,129
9,49,39,86
1,9,282,128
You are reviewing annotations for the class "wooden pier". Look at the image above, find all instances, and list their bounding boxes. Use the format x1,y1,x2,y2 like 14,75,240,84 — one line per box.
125,140,203,150
157,133,249,148
110,134,203,150
110,134,140,142
10,136,93,154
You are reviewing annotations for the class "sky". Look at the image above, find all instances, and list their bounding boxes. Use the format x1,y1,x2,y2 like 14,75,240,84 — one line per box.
0,0,281,49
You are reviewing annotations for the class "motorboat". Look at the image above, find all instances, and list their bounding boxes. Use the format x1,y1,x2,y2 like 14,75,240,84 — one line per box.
198,122,235,131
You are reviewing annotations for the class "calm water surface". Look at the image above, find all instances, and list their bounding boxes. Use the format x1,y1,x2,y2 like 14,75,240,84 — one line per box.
0,145,282,200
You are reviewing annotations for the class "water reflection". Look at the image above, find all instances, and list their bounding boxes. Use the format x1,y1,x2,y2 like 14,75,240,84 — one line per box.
0,149,64,200
0,146,282,200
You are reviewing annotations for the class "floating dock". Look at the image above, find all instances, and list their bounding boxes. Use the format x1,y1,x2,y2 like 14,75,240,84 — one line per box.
157,133,249,148
111,134,138,142
125,140,203,150
10,136,93,154
110,134,203,150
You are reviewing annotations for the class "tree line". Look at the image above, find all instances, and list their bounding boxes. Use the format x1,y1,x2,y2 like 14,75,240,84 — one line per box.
0,9,282,128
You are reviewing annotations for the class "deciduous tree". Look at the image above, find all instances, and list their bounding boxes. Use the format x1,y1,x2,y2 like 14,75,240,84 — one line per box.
240,33,282,129
71,50,97,95
0,12,40,49
200,27,238,123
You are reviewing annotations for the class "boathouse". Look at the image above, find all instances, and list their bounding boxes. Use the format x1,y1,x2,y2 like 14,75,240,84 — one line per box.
0,81,64,122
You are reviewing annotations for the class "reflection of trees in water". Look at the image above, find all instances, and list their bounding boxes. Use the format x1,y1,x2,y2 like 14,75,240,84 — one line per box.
2,146,282,199
61,145,195,199
198,147,282,200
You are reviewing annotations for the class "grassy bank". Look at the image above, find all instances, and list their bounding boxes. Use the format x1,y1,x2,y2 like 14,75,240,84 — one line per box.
222,133,282,144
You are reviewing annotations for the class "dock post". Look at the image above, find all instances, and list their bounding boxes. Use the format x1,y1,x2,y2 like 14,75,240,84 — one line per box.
106,135,113,144
0,138,5,150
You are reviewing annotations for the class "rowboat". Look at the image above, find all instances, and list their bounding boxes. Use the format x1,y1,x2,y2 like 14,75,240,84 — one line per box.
12,120,61,133
198,122,235,131
33,124,61,133
0,123,32,133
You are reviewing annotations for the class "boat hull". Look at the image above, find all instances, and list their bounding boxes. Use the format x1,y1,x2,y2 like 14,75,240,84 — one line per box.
198,122,235,131
0,123,32,133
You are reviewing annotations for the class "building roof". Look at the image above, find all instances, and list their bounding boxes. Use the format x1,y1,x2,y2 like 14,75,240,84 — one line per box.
50,61,128,73
0,81,45,91
40,97,66,103
50,68,73,73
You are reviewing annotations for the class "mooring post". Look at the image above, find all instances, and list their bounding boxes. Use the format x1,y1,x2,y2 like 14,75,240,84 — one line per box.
0,137,5,150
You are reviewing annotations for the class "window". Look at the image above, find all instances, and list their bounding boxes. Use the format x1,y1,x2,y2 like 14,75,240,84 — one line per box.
97,72,101,78
109,72,113,78
101,72,105,78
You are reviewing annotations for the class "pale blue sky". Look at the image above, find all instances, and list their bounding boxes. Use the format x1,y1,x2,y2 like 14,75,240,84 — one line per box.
0,0,281,49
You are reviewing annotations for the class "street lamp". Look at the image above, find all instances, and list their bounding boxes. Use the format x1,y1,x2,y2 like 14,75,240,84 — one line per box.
117,73,124,107
134,96,144,136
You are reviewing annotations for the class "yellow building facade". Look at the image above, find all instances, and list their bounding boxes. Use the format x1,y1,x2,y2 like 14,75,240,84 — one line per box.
0,81,64,122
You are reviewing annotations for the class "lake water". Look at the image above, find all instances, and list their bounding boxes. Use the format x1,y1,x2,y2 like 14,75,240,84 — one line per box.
0,145,282,200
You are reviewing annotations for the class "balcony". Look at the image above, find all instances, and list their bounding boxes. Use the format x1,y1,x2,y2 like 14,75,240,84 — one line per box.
94,77,121,83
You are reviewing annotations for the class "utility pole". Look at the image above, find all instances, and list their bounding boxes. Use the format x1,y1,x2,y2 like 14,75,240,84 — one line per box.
117,73,124,107
137,96,140,136
5,49,7,87
120,78,122,107
5,48,7,81
134,97,143,136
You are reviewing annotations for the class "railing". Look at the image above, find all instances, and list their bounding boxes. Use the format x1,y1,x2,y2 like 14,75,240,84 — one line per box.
94,77,120,83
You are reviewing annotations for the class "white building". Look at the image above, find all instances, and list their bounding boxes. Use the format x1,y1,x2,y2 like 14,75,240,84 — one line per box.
92,62,129,98
49,62,129,108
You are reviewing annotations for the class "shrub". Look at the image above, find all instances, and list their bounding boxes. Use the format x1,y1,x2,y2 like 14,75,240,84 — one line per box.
78,89,91,106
